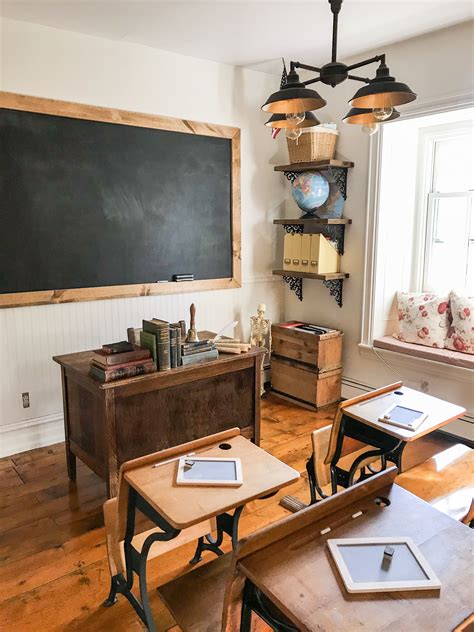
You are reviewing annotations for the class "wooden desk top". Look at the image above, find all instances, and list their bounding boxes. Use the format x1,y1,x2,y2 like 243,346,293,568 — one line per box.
53,337,264,391
124,435,300,529
239,483,473,632
343,386,466,442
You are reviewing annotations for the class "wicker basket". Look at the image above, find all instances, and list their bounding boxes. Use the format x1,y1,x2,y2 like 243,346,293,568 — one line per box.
287,127,338,163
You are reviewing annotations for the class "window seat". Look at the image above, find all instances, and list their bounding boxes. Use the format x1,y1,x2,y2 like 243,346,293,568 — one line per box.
373,336,474,370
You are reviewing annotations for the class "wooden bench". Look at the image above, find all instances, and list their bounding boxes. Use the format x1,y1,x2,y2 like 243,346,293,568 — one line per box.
396,443,474,523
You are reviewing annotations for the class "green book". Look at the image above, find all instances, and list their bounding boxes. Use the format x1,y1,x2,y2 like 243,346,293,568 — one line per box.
143,319,170,371
139,330,157,364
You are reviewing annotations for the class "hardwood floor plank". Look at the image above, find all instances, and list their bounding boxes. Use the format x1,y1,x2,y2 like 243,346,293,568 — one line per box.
0,467,23,490
10,443,64,467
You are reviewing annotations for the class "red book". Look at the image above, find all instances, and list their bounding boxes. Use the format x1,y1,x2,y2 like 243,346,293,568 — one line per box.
92,347,151,367
91,357,154,371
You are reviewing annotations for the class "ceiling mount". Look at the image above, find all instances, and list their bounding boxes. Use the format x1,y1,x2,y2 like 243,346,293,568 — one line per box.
261,0,417,134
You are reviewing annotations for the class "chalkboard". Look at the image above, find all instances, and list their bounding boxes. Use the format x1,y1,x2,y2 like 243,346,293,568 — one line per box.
0,93,241,307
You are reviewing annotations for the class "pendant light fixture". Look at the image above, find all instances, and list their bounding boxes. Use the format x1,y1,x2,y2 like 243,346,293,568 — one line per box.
261,68,326,114
261,0,416,134
265,111,320,130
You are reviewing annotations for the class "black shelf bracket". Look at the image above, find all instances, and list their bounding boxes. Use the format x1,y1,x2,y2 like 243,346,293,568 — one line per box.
323,279,344,307
282,224,304,235
282,275,303,301
328,167,348,200
283,171,298,183
282,275,344,306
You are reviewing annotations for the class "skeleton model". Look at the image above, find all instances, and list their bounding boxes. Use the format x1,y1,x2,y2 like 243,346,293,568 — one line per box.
250,304,271,395
250,303,271,350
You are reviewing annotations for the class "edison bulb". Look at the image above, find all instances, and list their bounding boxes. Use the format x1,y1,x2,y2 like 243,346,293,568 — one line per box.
361,122,379,136
373,106,393,121
286,127,302,141
286,112,305,125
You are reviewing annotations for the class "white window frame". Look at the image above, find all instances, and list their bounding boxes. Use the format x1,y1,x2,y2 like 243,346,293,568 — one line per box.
411,120,474,293
361,92,474,347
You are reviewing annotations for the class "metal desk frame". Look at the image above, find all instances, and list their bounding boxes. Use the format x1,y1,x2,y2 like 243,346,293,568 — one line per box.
103,485,244,631
306,413,405,504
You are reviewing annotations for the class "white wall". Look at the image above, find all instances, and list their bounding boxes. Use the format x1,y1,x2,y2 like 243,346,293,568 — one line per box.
0,17,287,456
282,21,474,439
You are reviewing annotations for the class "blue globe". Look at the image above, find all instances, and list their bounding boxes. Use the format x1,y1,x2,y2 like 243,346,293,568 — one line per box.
291,172,330,214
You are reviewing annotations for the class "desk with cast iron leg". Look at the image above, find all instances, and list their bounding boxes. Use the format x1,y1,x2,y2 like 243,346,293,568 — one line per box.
104,433,299,631
104,485,245,631
306,385,466,504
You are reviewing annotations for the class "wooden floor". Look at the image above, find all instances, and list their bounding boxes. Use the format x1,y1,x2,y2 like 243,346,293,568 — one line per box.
0,394,451,632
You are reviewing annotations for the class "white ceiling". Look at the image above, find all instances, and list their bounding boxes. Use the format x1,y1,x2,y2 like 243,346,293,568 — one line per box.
1,1,472,74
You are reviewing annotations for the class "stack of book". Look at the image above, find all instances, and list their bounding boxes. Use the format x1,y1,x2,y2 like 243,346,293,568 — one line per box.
140,319,186,370
181,339,218,366
89,341,156,382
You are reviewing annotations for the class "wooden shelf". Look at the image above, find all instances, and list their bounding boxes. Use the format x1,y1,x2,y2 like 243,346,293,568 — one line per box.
273,217,352,226
274,159,354,173
272,270,349,281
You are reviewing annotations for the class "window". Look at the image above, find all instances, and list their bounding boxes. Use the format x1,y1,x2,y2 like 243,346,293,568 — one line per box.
417,121,473,294
364,105,474,343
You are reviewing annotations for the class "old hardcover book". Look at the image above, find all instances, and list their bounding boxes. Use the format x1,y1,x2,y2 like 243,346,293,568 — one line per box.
89,361,156,382
182,344,214,356
91,357,153,372
181,348,218,366
170,323,182,366
143,319,170,371
92,347,151,367
127,327,142,346
102,340,134,355
169,327,178,368
182,339,211,351
139,330,158,364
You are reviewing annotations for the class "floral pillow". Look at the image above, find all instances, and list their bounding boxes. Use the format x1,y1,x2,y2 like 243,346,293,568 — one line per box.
445,291,474,355
394,292,450,348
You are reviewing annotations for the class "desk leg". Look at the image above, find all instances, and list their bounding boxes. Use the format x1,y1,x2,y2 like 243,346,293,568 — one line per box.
60,369,76,482
189,505,245,565
103,487,181,631
240,579,299,632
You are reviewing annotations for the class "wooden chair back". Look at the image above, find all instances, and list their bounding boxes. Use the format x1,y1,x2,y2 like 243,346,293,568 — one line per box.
104,427,241,577
312,425,377,488
221,466,398,630
324,382,403,466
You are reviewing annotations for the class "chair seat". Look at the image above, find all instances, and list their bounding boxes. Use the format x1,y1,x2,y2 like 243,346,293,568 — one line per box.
396,444,473,521
158,552,231,632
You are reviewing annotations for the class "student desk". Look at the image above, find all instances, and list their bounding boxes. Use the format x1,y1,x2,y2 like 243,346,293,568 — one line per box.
322,384,465,495
237,469,473,632
53,342,265,496
111,429,299,631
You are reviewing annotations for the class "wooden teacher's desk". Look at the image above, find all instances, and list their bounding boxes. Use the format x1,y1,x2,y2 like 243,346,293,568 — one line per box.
53,344,265,496
236,468,473,632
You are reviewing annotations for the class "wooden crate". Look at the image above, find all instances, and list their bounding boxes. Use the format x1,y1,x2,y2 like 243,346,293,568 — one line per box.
271,358,342,409
270,322,343,410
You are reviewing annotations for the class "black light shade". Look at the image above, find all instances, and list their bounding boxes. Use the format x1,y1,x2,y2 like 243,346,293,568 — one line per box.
262,69,326,114
349,65,417,109
342,107,400,125
265,111,320,129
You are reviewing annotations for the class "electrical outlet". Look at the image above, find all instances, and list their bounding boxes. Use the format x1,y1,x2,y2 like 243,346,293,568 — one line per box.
421,381,429,393
22,392,30,408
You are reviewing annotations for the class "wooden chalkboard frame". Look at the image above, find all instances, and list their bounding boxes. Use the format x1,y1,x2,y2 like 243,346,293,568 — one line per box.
0,91,241,308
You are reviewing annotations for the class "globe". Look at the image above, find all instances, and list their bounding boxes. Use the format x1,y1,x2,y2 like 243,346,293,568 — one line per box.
291,172,330,214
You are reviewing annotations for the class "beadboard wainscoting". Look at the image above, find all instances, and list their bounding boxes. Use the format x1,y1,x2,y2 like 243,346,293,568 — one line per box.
0,278,283,457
